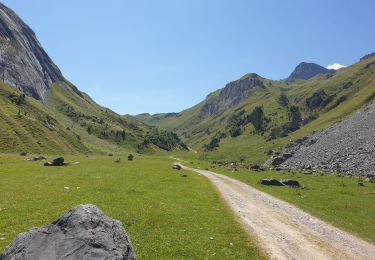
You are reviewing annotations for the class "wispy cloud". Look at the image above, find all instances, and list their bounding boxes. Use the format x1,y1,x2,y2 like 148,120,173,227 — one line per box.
327,63,346,70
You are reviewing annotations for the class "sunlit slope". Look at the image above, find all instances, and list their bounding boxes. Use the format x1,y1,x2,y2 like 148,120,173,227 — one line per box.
139,54,375,162
0,80,187,154
0,82,91,154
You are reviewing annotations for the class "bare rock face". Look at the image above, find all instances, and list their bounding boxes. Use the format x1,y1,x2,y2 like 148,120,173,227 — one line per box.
0,3,64,101
201,74,266,115
1,204,136,260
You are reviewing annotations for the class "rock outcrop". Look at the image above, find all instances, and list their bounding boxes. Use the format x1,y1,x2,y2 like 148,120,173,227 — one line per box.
1,204,136,260
286,62,333,82
276,102,375,176
360,51,375,62
0,3,64,101
201,74,266,115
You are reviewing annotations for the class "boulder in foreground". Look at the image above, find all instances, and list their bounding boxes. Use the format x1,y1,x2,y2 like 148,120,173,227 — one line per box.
1,204,135,260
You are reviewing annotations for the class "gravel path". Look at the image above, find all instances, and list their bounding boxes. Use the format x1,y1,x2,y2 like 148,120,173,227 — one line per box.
181,164,375,260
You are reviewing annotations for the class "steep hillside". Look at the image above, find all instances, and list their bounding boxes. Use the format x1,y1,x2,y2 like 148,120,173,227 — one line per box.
0,3,64,101
277,101,375,176
0,82,92,154
0,3,186,154
139,54,375,163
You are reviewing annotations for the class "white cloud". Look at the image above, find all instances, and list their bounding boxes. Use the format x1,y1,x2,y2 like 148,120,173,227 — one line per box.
327,63,346,70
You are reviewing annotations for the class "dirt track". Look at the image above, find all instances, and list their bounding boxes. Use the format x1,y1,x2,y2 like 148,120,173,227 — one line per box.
181,164,375,260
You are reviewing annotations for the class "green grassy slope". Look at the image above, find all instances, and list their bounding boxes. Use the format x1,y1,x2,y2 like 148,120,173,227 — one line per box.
0,82,93,154
0,80,187,154
0,155,264,259
140,54,375,163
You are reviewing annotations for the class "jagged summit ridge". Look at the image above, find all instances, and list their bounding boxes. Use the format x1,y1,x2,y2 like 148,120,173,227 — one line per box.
0,3,64,100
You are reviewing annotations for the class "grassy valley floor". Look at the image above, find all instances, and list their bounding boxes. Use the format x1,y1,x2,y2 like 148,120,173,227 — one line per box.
0,154,264,259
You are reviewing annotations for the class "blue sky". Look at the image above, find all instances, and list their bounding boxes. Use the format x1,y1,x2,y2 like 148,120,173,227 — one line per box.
2,0,375,114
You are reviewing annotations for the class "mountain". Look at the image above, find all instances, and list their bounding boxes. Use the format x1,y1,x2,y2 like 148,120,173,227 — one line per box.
0,2,186,154
286,62,333,82
138,54,375,163
0,3,64,101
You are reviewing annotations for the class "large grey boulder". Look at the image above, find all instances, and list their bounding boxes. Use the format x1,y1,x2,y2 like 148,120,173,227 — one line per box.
1,204,136,260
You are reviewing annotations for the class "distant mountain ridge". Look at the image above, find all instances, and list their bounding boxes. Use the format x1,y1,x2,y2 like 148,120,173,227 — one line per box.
138,53,375,163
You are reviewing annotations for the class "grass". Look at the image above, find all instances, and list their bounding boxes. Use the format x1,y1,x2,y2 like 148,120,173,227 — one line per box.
0,154,264,259
145,55,375,163
0,82,124,154
180,159,375,244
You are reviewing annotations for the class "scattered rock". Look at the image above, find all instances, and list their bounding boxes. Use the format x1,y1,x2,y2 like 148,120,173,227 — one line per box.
258,179,283,186
44,157,64,167
280,179,301,187
70,162,80,166
249,164,262,170
43,157,79,167
32,156,46,161
270,156,287,166
283,153,293,159
0,204,135,260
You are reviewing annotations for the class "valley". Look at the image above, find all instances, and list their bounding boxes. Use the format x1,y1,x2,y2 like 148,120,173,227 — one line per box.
0,155,264,259
0,1,374,259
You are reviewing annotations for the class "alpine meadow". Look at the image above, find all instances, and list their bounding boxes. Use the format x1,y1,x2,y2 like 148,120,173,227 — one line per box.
0,1,374,259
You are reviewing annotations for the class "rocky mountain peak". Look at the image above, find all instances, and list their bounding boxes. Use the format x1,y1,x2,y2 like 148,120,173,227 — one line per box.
0,3,64,101
201,75,266,115
286,62,332,82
